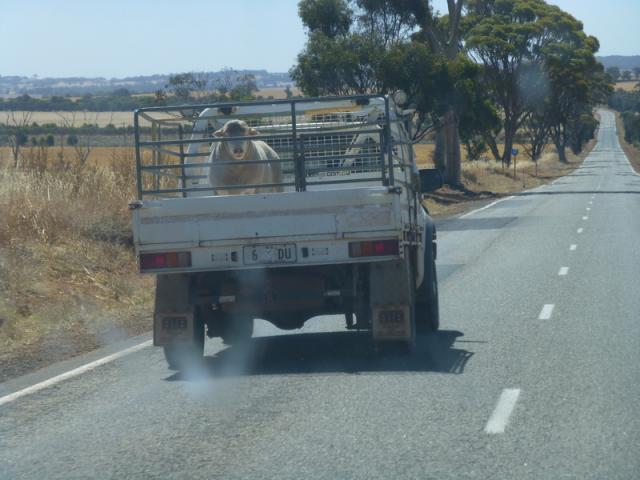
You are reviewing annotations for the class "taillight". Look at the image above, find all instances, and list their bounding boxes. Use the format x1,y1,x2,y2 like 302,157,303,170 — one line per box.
349,239,399,258
140,251,191,271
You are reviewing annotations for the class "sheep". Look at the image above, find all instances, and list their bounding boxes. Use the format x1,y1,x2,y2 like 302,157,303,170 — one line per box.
208,119,283,195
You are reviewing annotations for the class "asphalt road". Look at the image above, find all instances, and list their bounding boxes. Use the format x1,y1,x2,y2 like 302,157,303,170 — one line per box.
1,109,639,479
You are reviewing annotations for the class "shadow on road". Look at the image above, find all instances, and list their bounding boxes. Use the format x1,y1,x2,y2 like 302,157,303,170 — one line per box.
437,216,519,232
165,330,474,381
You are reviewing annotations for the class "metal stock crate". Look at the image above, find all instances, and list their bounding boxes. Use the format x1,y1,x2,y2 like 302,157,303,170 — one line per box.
133,94,414,199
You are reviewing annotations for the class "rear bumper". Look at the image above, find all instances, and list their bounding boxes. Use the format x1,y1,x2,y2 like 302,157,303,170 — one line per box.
137,236,403,275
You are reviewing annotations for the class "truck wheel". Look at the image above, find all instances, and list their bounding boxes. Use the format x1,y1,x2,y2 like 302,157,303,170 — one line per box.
415,249,439,334
221,316,254,346
163,308,205,370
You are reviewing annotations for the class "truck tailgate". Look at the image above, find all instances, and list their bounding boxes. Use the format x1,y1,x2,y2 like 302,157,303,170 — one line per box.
133,187,400,249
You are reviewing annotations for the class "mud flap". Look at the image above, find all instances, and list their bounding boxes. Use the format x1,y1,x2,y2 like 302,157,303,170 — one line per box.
153,274,196,346
369,259,415,343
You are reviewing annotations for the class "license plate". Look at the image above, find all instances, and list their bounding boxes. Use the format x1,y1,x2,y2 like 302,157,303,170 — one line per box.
372,305,411,340
243,244,297,265
154,312,194,346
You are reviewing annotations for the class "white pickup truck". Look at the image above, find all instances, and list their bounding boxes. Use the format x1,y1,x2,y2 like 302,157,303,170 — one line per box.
131,94,442,369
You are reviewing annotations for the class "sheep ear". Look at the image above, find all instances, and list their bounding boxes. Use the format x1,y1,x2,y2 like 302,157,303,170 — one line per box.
213,129,225,137
248,128,259,136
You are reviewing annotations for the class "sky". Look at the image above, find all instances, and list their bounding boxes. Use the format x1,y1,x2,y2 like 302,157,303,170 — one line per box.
0,0,638,78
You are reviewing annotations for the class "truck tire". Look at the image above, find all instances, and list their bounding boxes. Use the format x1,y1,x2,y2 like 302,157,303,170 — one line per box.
163,308,205,370
221,316,254,346
415,244,439,334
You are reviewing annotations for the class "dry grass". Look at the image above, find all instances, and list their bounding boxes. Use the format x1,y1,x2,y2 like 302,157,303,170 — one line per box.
257,87,301,99
0,146,136,168
0,149,153,381
614,111,640,174
416,140,597,217
615,81,640,92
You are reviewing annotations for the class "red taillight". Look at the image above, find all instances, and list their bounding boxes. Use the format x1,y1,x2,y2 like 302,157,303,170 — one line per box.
349,239,399,258
140,252,191,271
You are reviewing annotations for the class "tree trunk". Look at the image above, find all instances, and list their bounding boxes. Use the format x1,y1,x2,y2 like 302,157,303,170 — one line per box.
502,124,515,167
531,142,544,161
555,140,568,162
552,125,568,163
485,135,501,162
12,145,21,169
444,110,462,187
434,129,446,171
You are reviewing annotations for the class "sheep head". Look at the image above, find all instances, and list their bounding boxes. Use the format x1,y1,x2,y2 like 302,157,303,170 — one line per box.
214,119,259,160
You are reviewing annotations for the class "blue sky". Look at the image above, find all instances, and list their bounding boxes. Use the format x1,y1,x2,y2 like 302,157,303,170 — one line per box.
0,0,638,78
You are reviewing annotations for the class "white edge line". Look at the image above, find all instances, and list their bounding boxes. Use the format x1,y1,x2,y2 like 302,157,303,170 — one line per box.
539,304,555,320
485,388,521,434
0,340,152,407
460,196,514,218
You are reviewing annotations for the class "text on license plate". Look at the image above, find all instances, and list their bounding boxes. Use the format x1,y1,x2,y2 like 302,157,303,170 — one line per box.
243,244,297,265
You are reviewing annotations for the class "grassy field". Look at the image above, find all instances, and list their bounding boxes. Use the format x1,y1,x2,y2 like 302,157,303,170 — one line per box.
257,86,301,99
615,81,639,92
0,111,134,128
0,89,297,128
0,146,137,169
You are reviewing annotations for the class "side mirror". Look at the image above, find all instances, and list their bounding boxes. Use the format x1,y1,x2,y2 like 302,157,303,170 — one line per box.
419,168,444,193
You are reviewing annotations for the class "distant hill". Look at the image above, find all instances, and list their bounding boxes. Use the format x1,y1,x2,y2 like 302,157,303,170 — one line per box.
597,55,640,70
0,70,293,97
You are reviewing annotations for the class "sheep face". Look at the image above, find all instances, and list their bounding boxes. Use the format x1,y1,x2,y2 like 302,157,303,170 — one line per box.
214,119,258,160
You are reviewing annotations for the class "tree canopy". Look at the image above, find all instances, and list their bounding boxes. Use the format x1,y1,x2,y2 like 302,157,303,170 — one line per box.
291,0,611,181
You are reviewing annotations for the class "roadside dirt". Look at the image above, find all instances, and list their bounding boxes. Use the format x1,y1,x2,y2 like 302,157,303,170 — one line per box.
0,305,151,383
614,111,640,174
421,139,596,219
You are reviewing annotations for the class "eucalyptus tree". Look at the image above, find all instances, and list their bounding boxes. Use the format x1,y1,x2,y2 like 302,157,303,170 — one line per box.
545,35,611,160
292,0,474,186
464,0,596,165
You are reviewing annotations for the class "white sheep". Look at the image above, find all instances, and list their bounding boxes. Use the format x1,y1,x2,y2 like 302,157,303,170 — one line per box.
208,120,283,195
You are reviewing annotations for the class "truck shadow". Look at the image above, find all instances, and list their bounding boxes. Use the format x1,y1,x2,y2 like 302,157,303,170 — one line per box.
166,330,474,381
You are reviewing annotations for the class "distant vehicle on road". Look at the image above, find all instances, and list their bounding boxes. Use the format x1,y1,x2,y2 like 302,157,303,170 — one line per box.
130,94,442,369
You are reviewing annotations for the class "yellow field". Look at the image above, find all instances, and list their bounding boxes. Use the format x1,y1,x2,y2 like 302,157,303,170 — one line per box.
257,86,301,99
413,143,538,167
0,111,134,127
0,146,134,167
0,89,300,128
615,81,639,92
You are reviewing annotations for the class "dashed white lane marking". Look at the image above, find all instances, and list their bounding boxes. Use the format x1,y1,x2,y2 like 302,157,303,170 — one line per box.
558,267,569,276
539,304,555,320
570,244,577,251
582,216,589,220
460,196,514,218
0,340,152,407
577,228,584,234
586,207,591,211
485,389,521,434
